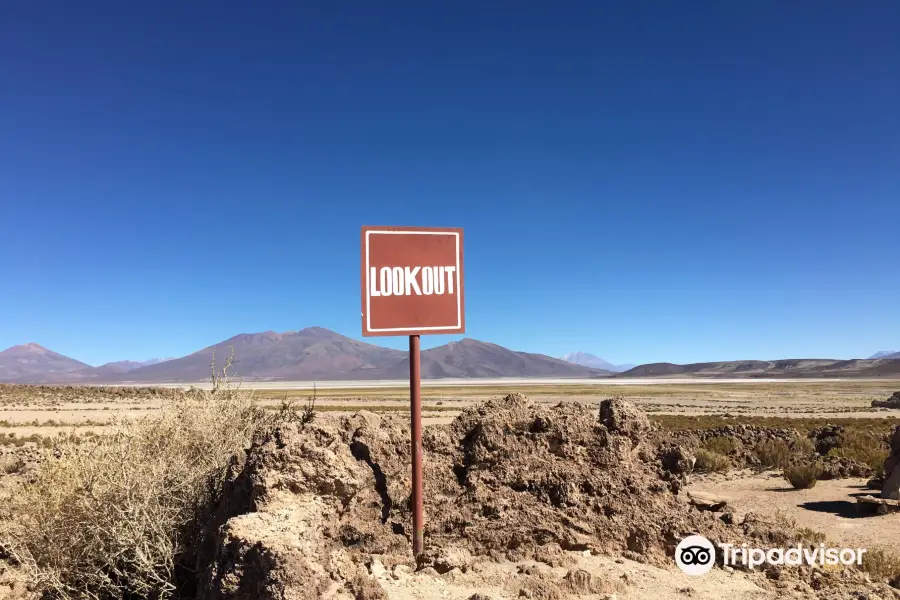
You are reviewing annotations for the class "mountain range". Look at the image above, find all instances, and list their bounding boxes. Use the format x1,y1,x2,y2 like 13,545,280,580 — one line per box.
1,329,898,383
0,328,607,383
871,351,900,360
617,359,900,379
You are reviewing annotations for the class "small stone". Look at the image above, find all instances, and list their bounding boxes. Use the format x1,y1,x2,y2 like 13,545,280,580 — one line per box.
391,564,412,580
368,558,387,579
418,546,473,574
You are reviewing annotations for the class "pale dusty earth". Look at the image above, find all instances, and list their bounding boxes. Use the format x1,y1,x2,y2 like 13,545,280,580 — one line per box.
368,551,775,600
369,474,900,599
2,383,900,599
689,471,900,553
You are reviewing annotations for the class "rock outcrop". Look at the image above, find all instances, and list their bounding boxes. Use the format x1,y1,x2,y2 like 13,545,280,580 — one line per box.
872,391,900,409
882,425,900,501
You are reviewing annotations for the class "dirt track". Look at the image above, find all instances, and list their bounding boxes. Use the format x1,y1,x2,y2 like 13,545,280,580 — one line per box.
690,472,900,554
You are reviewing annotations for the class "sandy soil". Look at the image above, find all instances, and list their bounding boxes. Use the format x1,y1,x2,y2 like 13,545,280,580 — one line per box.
375,552,775,599
689,471,900,553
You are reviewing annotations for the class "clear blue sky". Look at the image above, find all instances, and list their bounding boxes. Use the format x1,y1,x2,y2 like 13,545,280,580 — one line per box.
1,1,898,366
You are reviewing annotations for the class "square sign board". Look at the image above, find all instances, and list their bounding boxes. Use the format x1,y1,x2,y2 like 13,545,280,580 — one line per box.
361,226,465,336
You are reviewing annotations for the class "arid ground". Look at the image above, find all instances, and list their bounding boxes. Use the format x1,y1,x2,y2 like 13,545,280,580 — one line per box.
1,381,899,599
3,379,897,434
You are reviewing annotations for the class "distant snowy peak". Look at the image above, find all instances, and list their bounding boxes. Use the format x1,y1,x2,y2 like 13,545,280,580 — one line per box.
97,358,175,373
870,351,900,359
562,352,631,372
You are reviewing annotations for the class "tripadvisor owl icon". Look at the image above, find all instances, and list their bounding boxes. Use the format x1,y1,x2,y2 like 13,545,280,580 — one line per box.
675,535,716,575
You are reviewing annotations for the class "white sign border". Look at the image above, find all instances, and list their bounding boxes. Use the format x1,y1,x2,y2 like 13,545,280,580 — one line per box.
364,230,462,333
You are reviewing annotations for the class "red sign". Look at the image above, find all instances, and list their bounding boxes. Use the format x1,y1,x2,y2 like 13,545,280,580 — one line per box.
360,226,465,336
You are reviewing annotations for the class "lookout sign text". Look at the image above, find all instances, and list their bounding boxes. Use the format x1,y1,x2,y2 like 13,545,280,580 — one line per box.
360,226,465,336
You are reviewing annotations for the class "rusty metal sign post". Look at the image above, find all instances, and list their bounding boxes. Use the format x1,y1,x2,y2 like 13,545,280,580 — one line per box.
361,226,465,555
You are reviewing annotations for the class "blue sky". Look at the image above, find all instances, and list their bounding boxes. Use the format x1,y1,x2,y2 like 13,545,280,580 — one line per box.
1,1,898,366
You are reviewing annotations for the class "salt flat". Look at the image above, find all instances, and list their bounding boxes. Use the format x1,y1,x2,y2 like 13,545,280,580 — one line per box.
125,377,849,390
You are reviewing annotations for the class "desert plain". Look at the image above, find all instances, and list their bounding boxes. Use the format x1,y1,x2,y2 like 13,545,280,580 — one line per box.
2,378,900,599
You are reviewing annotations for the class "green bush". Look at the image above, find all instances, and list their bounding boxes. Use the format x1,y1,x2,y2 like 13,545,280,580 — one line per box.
694,449,732,473
784,462,823,489
701,436,739,455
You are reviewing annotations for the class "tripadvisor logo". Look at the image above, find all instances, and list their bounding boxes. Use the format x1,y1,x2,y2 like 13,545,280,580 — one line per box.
676,535,716,575
675,535,868,575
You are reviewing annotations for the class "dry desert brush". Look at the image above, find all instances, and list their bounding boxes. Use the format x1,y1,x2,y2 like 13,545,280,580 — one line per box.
0,353,280,599
693,449,732,473
784,461,824,490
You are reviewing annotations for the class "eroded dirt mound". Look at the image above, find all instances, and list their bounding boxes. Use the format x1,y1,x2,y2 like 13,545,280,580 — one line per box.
198,395,899,600
422,395,713,563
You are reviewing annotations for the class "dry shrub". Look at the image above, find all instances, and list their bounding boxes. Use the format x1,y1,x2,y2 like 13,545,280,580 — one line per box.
796,527,827,546
701,436,739,455
784,462,823,489
754,439,792,469
792,437,815,455
826,430,890,471
0,353,280,599
694,449,731,473
0,456,25,475
861,549,900,587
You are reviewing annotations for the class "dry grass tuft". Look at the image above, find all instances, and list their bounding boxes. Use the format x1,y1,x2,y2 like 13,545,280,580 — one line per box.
783,462,823,489
693,449,731,473
0,456,25,475
826,429,890,471
861,549,900,587
792,437,816,455
0,350,288,599
795,527,827,546
754,439,793,469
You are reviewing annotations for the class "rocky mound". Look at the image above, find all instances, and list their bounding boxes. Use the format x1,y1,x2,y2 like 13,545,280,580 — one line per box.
873,392,900,409
197,395,897,599
882,426,900,500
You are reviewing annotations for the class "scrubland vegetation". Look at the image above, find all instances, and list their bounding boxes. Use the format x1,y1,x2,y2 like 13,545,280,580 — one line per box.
0,357,307,599
783,462,823,489
656,414,894,473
